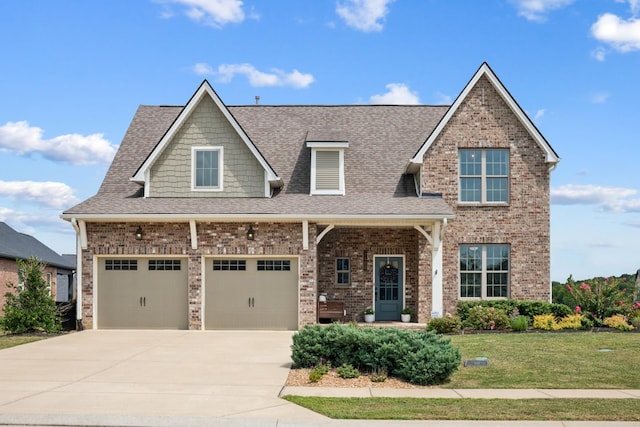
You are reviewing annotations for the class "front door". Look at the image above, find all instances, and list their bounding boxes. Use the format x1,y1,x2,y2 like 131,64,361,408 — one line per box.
374,256,403,321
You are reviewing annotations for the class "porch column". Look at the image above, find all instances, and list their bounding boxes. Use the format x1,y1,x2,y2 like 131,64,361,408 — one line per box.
431,221,443,318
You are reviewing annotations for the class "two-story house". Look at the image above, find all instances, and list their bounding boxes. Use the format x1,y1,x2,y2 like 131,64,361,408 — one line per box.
61,63,559,330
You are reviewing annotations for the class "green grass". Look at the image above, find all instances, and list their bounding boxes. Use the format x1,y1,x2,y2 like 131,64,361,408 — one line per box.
0,331,48,349
283,397,640,421
285,332,640,420
445,332,640,389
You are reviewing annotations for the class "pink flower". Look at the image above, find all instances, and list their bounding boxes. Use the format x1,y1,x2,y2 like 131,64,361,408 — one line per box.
635,302,640,308
575,306,581,313
579,283,591,291
566,285,572,292
619,301,623,305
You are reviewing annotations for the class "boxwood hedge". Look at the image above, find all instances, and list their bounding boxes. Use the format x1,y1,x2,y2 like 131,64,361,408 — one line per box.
291,324,461,385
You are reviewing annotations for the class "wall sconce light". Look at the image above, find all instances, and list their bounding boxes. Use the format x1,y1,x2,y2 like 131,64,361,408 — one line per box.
246,225,255,241
135,226,143,240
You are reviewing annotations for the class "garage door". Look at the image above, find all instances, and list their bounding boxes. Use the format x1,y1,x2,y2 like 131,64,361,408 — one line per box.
97,258,188,329
205,258,298,330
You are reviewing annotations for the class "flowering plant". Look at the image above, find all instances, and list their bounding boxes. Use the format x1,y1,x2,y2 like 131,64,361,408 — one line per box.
565,275,634,324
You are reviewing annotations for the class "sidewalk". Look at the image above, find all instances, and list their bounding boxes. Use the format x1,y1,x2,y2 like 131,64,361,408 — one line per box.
280,386,640,399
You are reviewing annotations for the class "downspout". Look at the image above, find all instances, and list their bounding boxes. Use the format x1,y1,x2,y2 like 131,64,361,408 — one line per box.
70,219,84,331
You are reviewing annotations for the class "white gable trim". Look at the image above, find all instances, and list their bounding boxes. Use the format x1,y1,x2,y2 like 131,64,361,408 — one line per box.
131,80,282,191
406,63,560,174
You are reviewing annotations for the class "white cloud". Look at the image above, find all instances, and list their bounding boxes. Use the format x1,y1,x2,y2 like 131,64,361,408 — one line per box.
370,83,420,105
533,109,545,121
0,181,79,210
511,0,574,22
590,91,610,104
591,47,607,61
591,13,640,52
616,0,640,16
551,184,640,213
157,0,245,28
336,0,394,32
0,121,117,166
195,63,314,88
433,92,452,105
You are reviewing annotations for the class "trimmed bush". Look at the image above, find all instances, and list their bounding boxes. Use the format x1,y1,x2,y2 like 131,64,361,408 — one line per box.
556,314,583,329
426,315,462,334
533,314,559,330
456,300,572,325
291,324,461,385
336,363,359,379
510,315,530,331
463,305,510,330
604,315,634,331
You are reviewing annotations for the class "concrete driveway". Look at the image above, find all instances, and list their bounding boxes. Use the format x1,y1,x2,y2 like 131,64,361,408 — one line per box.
0,330,324,426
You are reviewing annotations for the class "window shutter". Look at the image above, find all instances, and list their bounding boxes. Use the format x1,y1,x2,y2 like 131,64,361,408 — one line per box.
315,151,340,190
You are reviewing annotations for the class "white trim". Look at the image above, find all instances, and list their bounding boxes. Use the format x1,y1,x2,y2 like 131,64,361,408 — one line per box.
191,146,223,192
406,62,560,174
309,148,346,195
78,220,87,250
92,255,98,329
306,141,349,148
200,255,206,330
315,224,335,244
130,81,281,189
189,220,198,250
302,220,309,250
71,218,83,326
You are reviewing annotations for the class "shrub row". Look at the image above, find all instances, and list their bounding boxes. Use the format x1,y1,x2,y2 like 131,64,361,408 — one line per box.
457,299,572,324
291,324,461,385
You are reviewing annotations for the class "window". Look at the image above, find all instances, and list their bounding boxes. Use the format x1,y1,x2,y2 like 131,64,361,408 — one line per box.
307,142,348,195
105,259,138,271
213,260,246,271
336,258,350,285
460,244,509,298
149,259,181,271
459,149,509,203
257,260,291,271
192,146,223,191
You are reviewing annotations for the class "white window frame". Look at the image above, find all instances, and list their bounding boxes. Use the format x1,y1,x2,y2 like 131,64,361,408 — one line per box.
459,244,510,300
307,142,348,195
459,149,509,204
191,146,223,192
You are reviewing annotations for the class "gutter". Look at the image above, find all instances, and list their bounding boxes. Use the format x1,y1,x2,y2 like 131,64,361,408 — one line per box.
70,219,83,331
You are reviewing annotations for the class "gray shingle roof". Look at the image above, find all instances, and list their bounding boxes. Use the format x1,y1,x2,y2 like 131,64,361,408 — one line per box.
0,222,76,269
63,103,454,219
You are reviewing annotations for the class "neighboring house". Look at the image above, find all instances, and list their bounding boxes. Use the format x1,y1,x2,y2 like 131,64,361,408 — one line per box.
0,222,76,311
61,63,559,331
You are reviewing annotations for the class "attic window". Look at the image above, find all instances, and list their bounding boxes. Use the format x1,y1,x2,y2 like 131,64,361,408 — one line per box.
307,141,348,195
192,146,223,191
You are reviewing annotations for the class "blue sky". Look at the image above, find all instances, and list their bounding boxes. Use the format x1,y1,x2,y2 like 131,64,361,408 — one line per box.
1,0,639,282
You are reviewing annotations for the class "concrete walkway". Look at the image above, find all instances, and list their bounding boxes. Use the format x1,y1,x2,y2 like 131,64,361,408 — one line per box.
0,330,638,427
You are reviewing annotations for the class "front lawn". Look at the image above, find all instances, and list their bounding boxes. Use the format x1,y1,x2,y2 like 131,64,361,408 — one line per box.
0,332,48,350
446,331,640,389
284,332,640,420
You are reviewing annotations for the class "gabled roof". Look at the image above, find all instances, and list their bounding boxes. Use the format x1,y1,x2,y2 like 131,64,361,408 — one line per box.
0,222,75,270
63,104,454,221
406,62,560,174
130,80,282,190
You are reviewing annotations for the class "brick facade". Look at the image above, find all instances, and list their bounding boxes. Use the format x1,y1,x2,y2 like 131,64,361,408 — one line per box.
421,75,552,315
81,221,317,330
1,257,58,312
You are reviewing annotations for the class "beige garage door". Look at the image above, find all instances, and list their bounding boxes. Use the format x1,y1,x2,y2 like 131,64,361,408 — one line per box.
97,258,188,329
205,258,298,330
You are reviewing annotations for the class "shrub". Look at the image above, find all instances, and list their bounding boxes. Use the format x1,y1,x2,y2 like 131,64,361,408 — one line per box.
463,306,510,330
533,314,559,330
308,359,331,382
336,363,359,379
556,314,582,330
631,317,640,329
291,324,461,385
565,275,634,324
370,367,387,382
604,315,634,331
426,315,462,334
1,258,61,334
510,315,530,331
456,300,571,325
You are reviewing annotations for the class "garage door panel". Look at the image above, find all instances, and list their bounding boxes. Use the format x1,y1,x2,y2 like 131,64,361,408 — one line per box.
205,258,298,330
97,258,188,329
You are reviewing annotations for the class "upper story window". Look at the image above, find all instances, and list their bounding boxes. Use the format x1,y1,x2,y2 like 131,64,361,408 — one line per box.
459,149,509,203
307,142,348,195
192,146,223,191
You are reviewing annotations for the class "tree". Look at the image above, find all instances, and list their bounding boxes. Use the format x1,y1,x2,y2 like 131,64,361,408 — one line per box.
1,257,61,334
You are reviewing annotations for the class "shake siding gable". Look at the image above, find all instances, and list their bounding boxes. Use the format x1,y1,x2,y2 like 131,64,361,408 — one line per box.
421,75,552,314
150,96,265,198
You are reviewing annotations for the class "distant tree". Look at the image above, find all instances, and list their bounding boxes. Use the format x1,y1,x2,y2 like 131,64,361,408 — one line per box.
1,257,61,334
